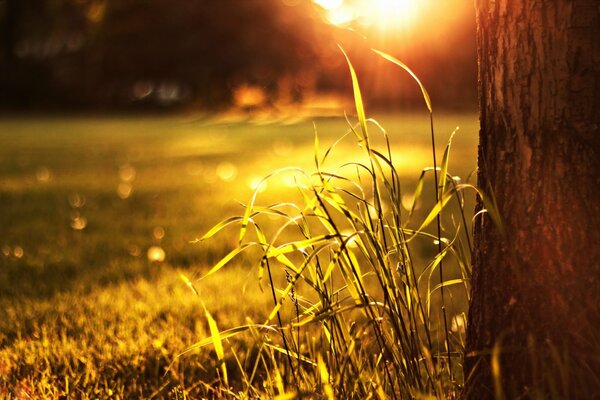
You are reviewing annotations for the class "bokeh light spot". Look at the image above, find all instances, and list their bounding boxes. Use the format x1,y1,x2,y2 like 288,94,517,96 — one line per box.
147,246,166,263
128,244,141,257
71,215,88,230
119,164,136,182
13,246,24,258
216,162,237,182
153,226,165,240
36,167,51,183
117,182,133,199
68,193,86,208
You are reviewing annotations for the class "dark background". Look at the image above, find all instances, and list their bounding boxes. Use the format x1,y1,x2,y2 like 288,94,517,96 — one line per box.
0,0,477,112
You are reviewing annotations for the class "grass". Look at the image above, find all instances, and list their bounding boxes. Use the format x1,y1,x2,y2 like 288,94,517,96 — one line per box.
186,52,480,398
0,110,477,397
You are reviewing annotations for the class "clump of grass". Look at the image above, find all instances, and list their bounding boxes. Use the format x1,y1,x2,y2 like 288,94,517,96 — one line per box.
186,49,478,398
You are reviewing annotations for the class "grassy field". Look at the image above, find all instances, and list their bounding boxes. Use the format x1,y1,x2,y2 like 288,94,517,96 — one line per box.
0,113,478,398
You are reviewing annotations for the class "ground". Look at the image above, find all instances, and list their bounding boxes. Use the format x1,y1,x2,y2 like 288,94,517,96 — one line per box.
0,113,477,398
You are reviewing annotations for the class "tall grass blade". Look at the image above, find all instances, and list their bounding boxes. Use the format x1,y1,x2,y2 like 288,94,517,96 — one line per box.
339,46,369,140
200,243,255,280
439,127,458,199
318,354,335,400
372,48,432,113
179,273,199,296
416,189,454,233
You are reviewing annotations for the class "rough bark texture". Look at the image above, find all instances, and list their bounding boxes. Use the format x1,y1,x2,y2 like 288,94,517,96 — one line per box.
465,1,600,398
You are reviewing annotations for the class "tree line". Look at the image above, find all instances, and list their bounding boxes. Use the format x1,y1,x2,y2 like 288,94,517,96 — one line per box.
0,0,477,111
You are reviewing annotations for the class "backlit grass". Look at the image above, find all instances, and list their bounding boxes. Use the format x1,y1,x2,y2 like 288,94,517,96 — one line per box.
187,51,481,398
0,112,477,398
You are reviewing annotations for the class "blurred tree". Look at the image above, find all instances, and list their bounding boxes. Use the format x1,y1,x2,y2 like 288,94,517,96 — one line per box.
2,0,19,64
0,0,334,109
465,1,600,398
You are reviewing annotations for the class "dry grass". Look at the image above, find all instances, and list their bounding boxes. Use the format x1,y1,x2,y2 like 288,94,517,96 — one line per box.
0,109,477,397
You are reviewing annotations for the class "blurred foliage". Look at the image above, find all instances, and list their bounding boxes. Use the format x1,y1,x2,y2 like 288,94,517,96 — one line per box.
0,0,335,109
0,0,477,111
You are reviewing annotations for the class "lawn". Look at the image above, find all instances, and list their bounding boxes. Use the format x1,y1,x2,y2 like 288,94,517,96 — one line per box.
0,113,478,398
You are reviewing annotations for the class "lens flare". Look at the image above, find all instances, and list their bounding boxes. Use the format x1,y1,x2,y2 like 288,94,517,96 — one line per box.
314,0,425,31
313,0,344,10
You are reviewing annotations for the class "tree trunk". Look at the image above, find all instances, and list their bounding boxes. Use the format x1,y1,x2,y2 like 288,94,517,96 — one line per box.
465,1,600,398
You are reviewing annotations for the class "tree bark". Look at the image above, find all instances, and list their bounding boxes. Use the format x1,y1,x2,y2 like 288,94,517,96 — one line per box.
465,1,600,398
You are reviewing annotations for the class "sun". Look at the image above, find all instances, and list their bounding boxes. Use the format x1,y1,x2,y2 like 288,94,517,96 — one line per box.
368,0,421,30
313,0,344,10
315,0,424,32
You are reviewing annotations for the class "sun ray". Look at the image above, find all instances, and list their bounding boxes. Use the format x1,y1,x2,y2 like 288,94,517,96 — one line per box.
314,0,425,32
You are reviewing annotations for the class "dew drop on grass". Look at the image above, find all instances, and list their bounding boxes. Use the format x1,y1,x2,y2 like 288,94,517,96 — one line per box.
147,246,166,263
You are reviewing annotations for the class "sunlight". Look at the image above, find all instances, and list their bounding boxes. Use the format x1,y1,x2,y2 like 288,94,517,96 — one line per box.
313,0,344,10
147,246,166,263
315,0,425,31
369,0,421,31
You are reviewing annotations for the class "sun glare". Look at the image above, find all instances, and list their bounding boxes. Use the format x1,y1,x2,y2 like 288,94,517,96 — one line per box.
315,0,424,31
313,0,344,10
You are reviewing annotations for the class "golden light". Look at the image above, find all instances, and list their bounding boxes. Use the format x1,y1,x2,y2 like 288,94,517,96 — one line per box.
325,8,354,26
147,246,166,263
375,0,422,31
313,0,344,10
315,0,425,32
70,215,88,230
249,176,268,193
216,162,237,182
117,182,133,199
118,164,136,182
13,246,24,259
153,226,165,240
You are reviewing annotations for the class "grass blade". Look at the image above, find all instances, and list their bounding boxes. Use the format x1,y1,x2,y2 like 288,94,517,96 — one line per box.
339,46,369,141
372,48,432,113
439,127,458,199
